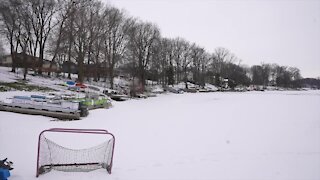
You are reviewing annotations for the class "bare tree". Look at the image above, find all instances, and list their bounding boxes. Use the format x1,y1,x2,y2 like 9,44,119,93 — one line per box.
0,39,4,57
126,21,160,91
211,47,237,86
85,0,104,81
180,40,192,88
251,65,264,85
172,37,185,83
72,0,91,83
65,0,77,79
190,44,205,86
149,37,173,86
288,67,301,81
46,0,75,77
103,7,131,88
0,0,23,72
199,52,211,87
16,1,35,80
164,38,175,86
27,0,59,75
269,63,279,85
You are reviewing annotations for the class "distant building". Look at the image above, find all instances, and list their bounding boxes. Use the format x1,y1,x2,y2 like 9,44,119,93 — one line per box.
61,61,78,74
83,63,107,78
222,78,229,89
0,53,59,72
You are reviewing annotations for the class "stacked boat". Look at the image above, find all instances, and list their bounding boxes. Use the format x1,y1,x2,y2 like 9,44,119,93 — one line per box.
0,95,88,120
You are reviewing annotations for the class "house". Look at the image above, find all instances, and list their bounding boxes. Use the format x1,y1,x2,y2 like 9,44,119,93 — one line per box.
41,60,59,72
83,63,107,78
0,54,13,67
61,61,78,74
0,53,59,72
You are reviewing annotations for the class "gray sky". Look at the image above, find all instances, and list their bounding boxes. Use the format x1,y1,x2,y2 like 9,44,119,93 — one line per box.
106,0,320,78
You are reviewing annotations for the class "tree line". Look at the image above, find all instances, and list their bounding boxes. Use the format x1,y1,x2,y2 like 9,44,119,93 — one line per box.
0,0,303,91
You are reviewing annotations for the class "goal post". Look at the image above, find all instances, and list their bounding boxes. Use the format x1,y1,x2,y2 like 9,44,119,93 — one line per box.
36,128,115,177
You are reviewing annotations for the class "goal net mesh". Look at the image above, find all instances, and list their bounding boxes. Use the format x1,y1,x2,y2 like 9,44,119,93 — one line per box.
36,129,115,176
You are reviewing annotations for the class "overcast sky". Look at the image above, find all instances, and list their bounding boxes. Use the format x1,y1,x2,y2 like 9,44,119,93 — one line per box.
106,0,320,78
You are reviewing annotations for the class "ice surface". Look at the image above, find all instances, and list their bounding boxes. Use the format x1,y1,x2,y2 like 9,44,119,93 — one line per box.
0,67,319,180
1,90,319,180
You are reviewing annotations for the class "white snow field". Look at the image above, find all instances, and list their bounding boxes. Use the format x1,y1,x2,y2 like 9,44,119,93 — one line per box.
1,90,320,180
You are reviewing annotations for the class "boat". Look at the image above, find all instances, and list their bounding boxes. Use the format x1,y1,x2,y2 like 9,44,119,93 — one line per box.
103,90,130,101
77,93,112,109
109,94,130,101
0,95,88,120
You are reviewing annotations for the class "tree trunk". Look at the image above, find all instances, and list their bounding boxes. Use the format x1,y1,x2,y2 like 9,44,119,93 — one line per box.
109,68,114,89
22,52,28,80
77,53,84,83
10,39,16,73
38,33,44,75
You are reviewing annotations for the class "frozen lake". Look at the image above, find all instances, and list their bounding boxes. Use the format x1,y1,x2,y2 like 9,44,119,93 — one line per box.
1,90,320,180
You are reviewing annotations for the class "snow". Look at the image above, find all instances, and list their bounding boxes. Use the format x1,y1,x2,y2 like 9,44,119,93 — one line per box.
0,67,17,83
1,90,320,180
0,67,320,179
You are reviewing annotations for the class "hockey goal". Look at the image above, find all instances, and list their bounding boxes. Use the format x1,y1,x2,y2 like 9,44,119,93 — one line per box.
36,128,115,177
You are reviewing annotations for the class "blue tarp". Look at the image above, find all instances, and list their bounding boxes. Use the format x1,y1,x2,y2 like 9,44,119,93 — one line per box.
31,95,46,99
0,168,10,180
66,81,76,86
13,96,31,100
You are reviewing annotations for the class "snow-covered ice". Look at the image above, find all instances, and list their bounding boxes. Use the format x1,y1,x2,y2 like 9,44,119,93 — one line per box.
1,89,320,180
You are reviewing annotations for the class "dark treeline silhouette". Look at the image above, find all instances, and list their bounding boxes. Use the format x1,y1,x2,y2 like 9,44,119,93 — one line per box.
0,0,308,90
295,78,320,89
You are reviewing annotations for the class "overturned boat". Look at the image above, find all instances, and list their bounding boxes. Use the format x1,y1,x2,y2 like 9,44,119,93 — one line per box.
0,95,88,120
77,93,112,109
109,94,130,101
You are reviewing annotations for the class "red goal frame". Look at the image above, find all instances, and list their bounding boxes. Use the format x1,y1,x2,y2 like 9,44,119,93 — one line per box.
36,128,115,177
